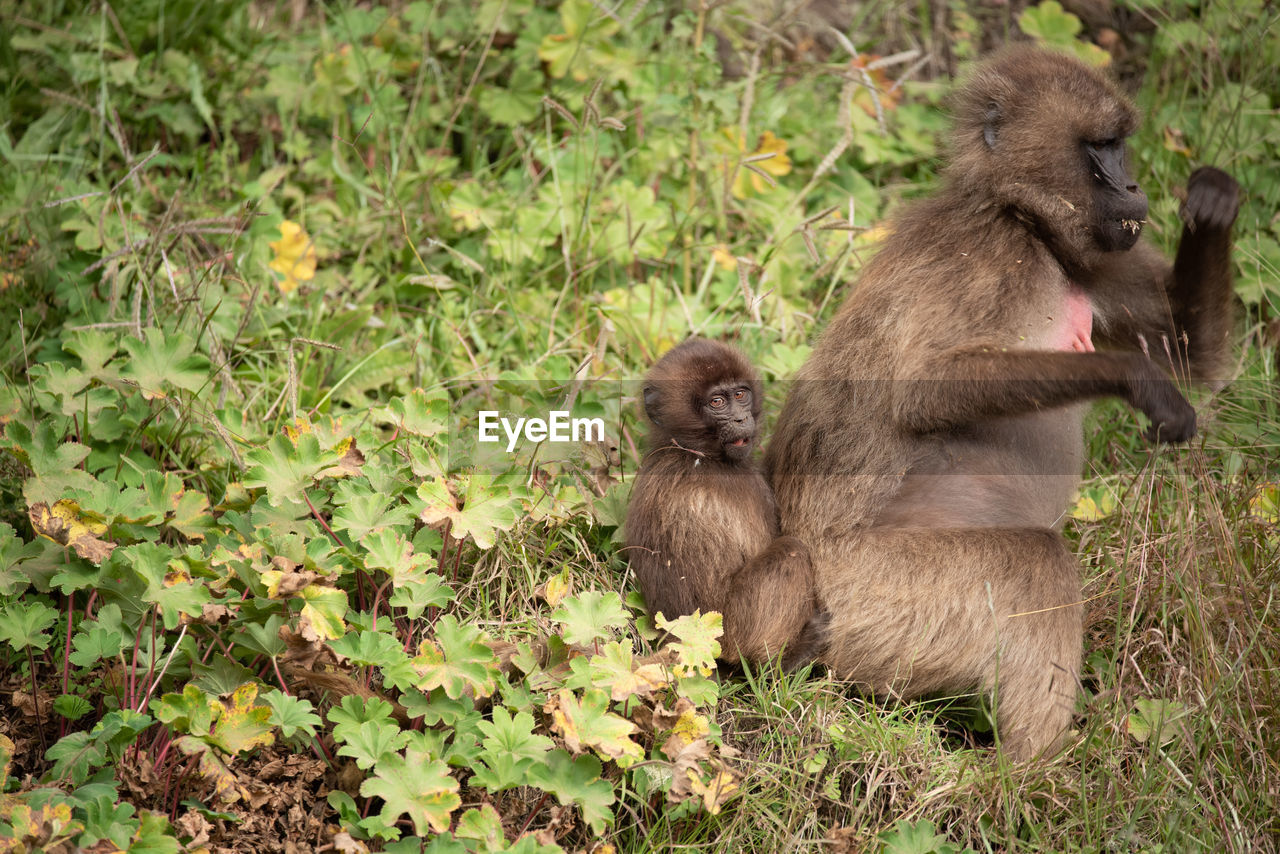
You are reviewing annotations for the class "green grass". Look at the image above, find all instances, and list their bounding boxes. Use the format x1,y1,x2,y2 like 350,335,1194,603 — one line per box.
0,1,1278,852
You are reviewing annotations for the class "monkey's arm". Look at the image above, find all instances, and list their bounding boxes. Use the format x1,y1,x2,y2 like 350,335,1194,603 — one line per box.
892,348,1195,442
1091,167,1238,384
720,535,819,665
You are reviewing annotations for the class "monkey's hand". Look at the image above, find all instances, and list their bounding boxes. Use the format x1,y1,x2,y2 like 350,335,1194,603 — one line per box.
1127,359,1196,443
781,607,830,670
1182,167,1240,234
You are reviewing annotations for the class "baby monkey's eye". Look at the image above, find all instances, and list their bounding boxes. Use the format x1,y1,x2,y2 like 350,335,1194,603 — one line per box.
708,396,726,409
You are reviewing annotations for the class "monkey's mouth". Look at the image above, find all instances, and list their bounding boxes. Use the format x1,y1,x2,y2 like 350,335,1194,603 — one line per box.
1099,217,1145,251
729,438,749,447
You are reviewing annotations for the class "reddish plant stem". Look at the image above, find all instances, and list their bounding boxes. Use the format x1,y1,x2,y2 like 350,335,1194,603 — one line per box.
303,490,368,611
518,791,551,837
60,591,74,738
26,647,46,752
128,613,148,709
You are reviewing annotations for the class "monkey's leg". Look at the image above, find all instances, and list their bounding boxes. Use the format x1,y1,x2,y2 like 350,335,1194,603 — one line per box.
719,535,819,666
817,527,1082,761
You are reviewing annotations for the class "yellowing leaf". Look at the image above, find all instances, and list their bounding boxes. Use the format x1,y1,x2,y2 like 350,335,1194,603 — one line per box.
176,735,245,804
1248,483,1280,524
298,585,347,640
208,683,275,755
719,128,793,199
535,567,572,608
668,706,710,749
849,54,904,118
268,220,317,293
1163,126,1192,157
1071,486,1117,522
656,611,722,677
687,768,739,815
28,499,116,564
545,688,643,767
712,245,737,271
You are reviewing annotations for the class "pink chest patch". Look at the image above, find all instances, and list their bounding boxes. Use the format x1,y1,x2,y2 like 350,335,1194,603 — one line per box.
1049,284,1095,353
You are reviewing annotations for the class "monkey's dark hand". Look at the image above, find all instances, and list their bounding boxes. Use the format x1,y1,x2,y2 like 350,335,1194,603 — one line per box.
1182,167,1240,234
1127,360,1196,443
782,607,830,670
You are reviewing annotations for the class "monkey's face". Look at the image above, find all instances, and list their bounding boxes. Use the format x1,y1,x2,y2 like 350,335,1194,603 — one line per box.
1084,138,1148,252
702,383,758,462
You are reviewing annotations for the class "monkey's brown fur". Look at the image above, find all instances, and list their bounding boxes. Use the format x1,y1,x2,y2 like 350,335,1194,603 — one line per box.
766,46,1238,760
626,339,822,666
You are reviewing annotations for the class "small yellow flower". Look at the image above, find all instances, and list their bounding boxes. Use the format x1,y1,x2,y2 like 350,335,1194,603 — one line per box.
268,220,317,294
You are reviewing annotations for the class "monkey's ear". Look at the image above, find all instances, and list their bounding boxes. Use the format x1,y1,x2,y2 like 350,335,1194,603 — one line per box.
983,100,1002,149
642,385,662,425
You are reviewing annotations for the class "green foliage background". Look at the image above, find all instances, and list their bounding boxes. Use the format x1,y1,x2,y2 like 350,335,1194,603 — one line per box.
0,0,1277,852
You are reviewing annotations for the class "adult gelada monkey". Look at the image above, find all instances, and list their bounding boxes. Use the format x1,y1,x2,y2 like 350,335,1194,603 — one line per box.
765,46,1239,760
626,338,825,667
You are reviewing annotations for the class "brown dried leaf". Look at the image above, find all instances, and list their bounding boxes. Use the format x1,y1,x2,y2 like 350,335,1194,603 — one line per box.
174,809,213,847
278,624,327,668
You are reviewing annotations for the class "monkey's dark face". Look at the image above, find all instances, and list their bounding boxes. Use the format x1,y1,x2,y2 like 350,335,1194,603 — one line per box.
701,383,757,461
1085,138,1148,252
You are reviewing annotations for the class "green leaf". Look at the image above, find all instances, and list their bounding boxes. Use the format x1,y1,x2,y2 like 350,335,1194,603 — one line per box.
382,388,450,437
121,543,212,630
79,794,137,848
1018,1,1110,66
360,749,461,836
328,695,397,731
191,656,257,697
361,528,439,583
454,804,505,849
564,639,670,701
551,590,629,646
329,628,410,669
10,421,98,504
527,749,615,835
53,694,93,721
477,70,542,125
468,751,536,793
388,573,454,620
130,810,181,854
477,707,554,763
153,684,220,736
331,484,415,542
44,732,107,785
416,475,519,550
235,614,288,658
1127,698,1189,746
336,720,411,770
262,690,323,740
657,611,722,677
878,818,973,854
243,433,341,507
410,615,500,699
69,624,126,667
0,522,41,595
120,329,212,400
0,598,58,652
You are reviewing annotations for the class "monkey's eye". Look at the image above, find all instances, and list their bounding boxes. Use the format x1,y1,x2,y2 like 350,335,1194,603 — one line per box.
733,388,750,402
708,395,726,409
